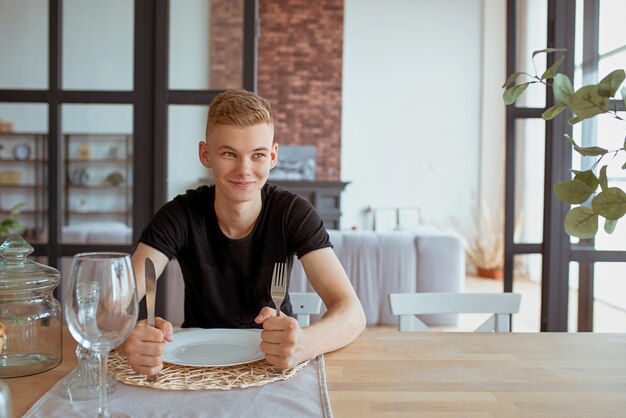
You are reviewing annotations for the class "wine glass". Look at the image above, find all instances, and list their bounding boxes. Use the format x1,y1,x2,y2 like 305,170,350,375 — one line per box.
60,281,117,401
65,252,138,418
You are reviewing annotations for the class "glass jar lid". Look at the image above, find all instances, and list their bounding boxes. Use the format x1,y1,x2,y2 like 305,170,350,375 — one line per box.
0,235,60,291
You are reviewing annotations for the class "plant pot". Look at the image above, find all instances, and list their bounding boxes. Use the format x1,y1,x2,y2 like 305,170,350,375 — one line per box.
477,267,503,280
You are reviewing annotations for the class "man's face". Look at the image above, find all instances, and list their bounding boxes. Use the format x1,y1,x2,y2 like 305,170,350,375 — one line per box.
199,123,277,204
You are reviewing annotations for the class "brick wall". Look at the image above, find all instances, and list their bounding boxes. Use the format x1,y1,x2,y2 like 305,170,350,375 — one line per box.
258,0,344,180
210,0,243,89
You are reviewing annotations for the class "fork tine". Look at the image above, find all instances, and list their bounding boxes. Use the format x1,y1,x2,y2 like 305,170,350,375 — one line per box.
280,262,285,287
271,263,277,285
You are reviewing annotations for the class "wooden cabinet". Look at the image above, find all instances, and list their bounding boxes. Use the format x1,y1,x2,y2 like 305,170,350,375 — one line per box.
268,180,349,229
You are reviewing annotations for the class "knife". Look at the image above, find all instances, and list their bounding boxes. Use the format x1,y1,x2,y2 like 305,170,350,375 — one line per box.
144,257,158,383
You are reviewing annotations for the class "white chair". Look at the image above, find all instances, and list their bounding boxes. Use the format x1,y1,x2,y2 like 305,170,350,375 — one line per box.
290,292,322,327
389,292,522,332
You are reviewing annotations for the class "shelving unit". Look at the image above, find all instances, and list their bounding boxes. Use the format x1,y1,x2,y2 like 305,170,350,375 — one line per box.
0,132,47,242
64,134,133,226
0,132,134,242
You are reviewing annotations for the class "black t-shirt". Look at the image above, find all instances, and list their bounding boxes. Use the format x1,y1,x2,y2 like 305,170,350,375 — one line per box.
139,184,332,328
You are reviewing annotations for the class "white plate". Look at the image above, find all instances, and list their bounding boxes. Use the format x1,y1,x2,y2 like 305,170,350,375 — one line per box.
163,328,264,367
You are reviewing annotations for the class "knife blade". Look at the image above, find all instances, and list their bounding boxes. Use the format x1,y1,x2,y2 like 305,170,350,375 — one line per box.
144,257,157,329
144,257,158,383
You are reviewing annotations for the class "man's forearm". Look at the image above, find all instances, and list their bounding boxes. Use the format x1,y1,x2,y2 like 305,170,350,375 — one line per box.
300,296,366,359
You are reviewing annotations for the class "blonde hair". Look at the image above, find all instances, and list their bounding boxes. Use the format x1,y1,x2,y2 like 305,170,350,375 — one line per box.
205,89,273,138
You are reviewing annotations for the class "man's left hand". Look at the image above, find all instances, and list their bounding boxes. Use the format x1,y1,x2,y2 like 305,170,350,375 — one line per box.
254,306,309,369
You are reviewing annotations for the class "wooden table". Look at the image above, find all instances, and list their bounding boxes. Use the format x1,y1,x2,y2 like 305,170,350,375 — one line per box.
6,327,626,417
325,327,626,417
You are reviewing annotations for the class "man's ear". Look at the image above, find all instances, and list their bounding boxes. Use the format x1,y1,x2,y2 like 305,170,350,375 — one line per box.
270,142,279,169
199,140,211,168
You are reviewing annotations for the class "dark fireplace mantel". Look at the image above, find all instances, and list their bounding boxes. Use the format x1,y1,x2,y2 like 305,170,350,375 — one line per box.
268,180,349,229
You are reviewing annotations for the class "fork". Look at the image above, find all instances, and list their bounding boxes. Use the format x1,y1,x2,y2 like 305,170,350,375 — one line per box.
271,262,287,316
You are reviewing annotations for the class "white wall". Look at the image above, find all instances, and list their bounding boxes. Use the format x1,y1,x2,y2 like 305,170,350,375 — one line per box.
478,0,506,216
341,0,505,238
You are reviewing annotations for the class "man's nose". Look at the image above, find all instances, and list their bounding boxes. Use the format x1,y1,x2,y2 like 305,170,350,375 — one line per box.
235,157,252,175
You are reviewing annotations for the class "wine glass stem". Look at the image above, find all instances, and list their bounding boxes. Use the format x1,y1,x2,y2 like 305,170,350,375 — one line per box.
97,352,111,418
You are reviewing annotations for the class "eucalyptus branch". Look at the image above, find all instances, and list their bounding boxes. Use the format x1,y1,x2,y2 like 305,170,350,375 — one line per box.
504,48,626,239
590,148,621,171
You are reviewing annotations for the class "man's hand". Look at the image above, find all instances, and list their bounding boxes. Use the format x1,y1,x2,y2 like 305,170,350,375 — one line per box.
117,317,174,376
255,307,310,369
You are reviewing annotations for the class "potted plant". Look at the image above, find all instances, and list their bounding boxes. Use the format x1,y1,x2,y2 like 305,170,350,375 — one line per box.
448,201,519,280
503,49,625,238
0,203,26,239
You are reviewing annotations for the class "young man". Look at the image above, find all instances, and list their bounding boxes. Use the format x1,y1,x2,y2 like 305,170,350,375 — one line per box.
119,89,366,374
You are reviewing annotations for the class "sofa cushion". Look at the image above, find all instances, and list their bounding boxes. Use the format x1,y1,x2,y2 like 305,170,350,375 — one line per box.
290,229,464,326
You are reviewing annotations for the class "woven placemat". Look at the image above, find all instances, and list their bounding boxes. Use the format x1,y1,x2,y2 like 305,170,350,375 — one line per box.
107,352,309,391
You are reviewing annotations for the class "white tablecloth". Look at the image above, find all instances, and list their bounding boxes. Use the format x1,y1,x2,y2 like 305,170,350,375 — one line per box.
24,356,332,418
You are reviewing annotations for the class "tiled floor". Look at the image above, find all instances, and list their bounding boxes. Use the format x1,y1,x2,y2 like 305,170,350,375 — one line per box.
437,275,626,332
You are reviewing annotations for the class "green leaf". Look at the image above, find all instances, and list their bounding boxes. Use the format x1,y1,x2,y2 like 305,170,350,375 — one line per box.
570,85,610,120
622,86,626,109
574,170,599,191
568,116,583,125
599,166,608,191
622,160,626,170
503,83,530,105
564,207,598,239
597,69,626,97
564,133,576,147
542,105,567,120
532,48,567,58
604,218,618,234
576,146,608,157
502,72,527,88
554,179,595,204
564,134,608,156
9,202,25,216
541,56,565,80
592,188,626,220
553,74,575,106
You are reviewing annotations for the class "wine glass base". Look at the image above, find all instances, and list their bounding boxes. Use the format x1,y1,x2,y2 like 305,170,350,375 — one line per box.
60,370,117,401
96,413,131,418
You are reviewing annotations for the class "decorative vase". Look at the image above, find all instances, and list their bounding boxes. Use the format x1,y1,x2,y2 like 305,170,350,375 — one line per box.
477,267,503,280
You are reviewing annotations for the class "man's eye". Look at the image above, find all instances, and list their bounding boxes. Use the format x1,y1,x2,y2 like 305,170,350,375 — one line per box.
223,152,235,157
253,153,265,159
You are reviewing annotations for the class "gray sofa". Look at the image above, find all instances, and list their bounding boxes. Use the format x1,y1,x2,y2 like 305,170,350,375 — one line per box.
165,226,465,327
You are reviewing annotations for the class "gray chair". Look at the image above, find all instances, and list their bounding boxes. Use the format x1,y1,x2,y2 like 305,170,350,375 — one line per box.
290,292,322,327
389,292,522,332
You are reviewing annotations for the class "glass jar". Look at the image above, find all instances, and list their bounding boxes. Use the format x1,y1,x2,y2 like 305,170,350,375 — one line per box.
0,235,62,378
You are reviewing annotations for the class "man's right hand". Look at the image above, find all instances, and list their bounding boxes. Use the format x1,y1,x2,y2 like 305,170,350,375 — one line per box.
118,317,174,376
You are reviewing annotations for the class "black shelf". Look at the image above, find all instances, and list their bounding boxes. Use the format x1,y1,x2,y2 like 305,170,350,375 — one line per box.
67,184,132,189
0,183,45,188
66,159,130,163
0,209,47,215
66,211,129,216
0,159,48,163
